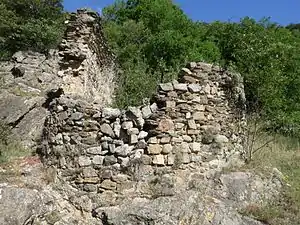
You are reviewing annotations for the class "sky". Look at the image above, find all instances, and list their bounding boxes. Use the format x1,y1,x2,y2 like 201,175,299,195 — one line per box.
63,0,299,25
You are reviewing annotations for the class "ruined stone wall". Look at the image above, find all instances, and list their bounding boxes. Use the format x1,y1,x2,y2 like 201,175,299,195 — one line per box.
43,62,246,193
58,9,117,105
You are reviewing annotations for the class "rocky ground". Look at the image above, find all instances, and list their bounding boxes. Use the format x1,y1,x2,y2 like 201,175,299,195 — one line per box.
0,156,283,225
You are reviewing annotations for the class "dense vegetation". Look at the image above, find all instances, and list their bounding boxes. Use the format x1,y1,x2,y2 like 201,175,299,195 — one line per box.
0,0,65,60
102,0,300,136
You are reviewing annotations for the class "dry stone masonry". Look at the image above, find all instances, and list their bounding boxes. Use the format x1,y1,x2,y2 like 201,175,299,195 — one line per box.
58,9,117,105
43,62,246,193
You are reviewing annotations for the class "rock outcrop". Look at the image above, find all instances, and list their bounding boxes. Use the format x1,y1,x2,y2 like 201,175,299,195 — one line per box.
0,9,116,149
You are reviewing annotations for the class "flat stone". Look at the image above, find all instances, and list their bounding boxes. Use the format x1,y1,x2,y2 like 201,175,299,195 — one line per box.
122,121,134,130
157,119,174,132
102,108,121,119
78,156,92,167
142,155,152,165
104,155,118,165
187,130,200,135
159,83,174,91
162,144,173,154
167,154,175,165
182,76,198,83
128,128,139,135
193,112,206,121
86,146,102,155
160,136,171,144
214,135,229,143
115,145,131,157
188,84,201,93
136,140,147,149
70,112,84,121
92,156,104,165
180,142,190,153
203,84,211,94
142,105,152,119
188,62,197,69
176,123,185,129
150,103,158,112
183,135,193,142
153,155,165,165
82,167,98,178
191,154,202,162
188,120,197,129
130,134,138,144
171,137,183,143
109,144,116,153
148,137,158,144
138,131,148,139
148,144,162,155
166,101,176,108
191,142,201,153
174,83,188,91
118,157,130,167
100,180,117,190
101,123,115,137
182,153,190,164
181,67,193,75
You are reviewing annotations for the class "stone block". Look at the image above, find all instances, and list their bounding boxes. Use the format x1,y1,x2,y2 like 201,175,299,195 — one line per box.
104,155,118,165
130,134,138,144
100,123,115,137
92,156,104,165
100,180,117,190
148,137,158,144
167,154,175,165
82,167,98,178
160,136,171,144
159,83,174,92
182,153,190,164
86,146,102,155
148,144,162,155
188,84,201,93
138,131,148,139
191,142,201,153
142,105,152,119
162,144,173,154
153,155,165,165
102,108,121,119
193,112,206,121
174,83,188,91
122,121,133,130
188,120,197,129
78,156,92,167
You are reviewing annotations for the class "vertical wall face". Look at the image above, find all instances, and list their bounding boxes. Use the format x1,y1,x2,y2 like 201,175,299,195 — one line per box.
58,9,117,105
43,62,246,193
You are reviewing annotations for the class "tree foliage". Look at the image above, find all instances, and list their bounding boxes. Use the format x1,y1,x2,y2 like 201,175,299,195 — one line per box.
102,0,220,107
0,0,66,60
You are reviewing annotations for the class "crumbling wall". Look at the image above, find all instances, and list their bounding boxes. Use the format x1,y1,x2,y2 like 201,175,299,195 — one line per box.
43,62,246,193
58,9,117,105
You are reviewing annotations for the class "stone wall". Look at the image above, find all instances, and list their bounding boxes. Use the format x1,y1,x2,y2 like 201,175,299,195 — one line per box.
58,9,117,105
42,62,246,193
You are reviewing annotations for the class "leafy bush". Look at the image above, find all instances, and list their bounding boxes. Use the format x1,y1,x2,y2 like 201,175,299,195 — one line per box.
0,0,66,60
103,0,220,108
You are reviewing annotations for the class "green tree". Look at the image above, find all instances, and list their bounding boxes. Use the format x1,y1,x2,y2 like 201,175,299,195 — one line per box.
0,0,65,60
103,0,219,107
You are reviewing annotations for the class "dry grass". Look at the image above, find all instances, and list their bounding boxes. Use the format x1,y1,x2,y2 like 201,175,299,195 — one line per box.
242,134,300,225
